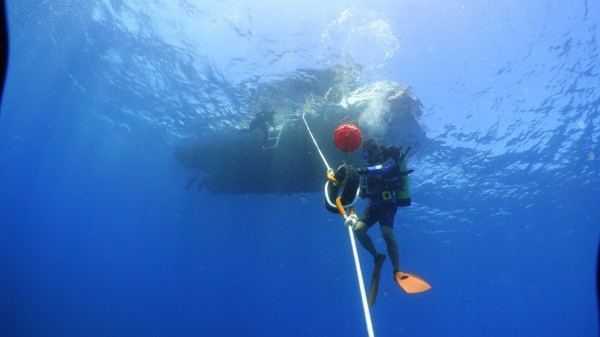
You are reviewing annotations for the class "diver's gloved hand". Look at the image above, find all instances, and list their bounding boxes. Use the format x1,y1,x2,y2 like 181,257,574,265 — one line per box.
357,167,368,175
344,214,358,230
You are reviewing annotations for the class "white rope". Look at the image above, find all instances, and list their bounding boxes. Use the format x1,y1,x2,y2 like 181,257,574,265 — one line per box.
302,112,375,337
301,112,331,171
348,225,375,337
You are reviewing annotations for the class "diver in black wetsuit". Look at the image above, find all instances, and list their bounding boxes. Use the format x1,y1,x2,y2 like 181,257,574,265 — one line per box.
238,110,275,146
344,139,430,296
353,139,403,278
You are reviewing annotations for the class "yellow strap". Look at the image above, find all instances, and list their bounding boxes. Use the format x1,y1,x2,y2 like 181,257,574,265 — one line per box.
327,170,339,184
336,197,355,218
336,196,347,217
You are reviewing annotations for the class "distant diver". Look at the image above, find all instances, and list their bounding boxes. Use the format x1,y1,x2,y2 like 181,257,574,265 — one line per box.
184,170,202,191
238,110,275,146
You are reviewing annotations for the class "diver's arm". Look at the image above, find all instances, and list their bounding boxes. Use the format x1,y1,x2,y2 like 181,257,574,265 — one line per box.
360,158,398,176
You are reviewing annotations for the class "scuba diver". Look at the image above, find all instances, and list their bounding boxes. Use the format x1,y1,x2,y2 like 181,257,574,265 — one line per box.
325,125,430,305
324,125,429,305
347,138,427,293
238,110,276,146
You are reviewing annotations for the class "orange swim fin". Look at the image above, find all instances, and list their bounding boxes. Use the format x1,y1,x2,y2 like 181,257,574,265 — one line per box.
394,271,431,294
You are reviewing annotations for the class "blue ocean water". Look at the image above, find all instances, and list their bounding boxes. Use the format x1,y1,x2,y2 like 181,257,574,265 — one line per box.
0,1,598,336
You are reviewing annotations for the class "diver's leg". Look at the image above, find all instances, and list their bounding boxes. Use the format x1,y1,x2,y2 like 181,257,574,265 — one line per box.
260,125,269,145
354,220,379,259
381,225,400,272
380,204,400,271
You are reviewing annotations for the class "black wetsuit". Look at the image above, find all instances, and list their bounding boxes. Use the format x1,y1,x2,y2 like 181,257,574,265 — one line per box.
359,155,400,228
355,146,403,272
239,111,275,145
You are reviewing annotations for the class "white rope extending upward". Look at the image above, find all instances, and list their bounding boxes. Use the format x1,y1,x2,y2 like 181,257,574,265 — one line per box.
301,112,375,337
301,112,331,171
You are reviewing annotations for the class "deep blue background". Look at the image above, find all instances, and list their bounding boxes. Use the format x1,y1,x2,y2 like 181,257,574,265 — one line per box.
1,1,598,336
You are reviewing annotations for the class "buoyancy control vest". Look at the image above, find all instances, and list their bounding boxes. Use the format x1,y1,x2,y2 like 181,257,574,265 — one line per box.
364,145,413,207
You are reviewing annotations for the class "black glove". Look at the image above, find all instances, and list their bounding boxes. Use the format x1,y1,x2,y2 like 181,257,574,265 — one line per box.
357,167,368,175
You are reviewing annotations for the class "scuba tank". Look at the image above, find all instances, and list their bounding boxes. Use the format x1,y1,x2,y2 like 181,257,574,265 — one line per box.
382,145,413,207
395,159,412,207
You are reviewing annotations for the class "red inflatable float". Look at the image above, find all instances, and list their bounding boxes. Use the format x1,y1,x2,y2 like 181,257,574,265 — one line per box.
333,123,362,153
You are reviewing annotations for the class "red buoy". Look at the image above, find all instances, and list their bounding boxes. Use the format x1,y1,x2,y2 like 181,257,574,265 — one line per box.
333,123,362,153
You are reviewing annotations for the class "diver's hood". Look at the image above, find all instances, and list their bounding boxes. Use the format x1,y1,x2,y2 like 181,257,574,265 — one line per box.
366,145,384,165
